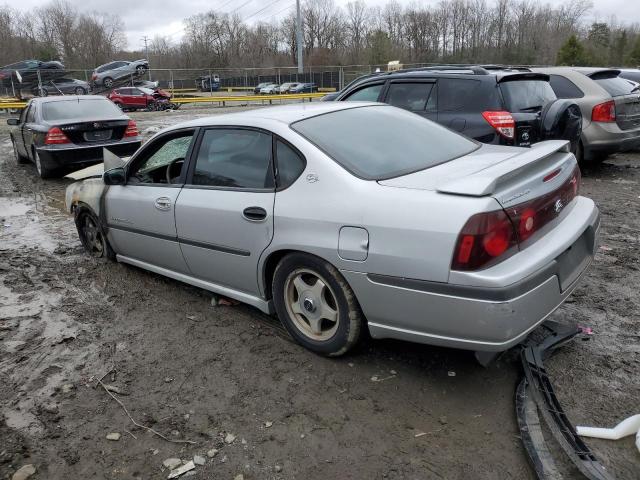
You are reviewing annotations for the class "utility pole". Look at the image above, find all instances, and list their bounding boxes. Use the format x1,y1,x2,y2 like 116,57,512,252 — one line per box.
296,0,303,75
141,35,151,80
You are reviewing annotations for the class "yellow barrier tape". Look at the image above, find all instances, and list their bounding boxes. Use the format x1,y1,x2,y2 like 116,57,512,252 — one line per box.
172,92,326,104
0,103,26,109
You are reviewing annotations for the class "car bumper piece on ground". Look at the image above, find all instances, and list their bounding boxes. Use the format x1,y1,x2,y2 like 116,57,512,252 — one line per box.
36,138,141,168
517,320,614,480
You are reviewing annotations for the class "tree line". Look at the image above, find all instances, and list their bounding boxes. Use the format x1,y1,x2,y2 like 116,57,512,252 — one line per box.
1,0,640,71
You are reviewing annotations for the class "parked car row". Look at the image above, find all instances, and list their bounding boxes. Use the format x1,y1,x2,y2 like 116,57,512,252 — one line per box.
254,82,319,94
324,65,640,163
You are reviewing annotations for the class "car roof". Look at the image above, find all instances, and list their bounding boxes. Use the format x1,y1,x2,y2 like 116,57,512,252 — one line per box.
176,102,379,128
30,95,110,104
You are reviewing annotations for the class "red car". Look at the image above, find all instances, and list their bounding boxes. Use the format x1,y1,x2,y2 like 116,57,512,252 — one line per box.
107,87,171,111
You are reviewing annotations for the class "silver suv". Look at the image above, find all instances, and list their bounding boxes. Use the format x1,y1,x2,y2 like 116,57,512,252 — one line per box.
91,59,149,89
532,67,640,162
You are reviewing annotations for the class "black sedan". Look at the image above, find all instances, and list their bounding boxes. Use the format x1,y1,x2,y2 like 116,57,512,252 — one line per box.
290,82,318,93
31,78,90,97
7,96,141,179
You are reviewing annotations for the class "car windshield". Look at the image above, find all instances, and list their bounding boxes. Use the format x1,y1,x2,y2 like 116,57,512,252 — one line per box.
500,80,556,111
42,99,122,121
291,105,478,180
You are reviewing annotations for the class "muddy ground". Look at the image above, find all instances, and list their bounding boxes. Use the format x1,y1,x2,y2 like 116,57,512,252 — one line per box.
0,105,638,480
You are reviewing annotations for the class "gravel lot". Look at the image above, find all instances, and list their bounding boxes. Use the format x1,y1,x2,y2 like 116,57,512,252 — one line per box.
0,105,638,480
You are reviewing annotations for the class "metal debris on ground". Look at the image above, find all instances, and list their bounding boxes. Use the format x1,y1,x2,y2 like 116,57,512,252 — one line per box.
167,461,195,479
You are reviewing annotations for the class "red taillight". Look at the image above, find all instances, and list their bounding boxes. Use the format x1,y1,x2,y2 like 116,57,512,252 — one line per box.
451,210,518,271
482,111,515,139
452,165,581,271
44,127,70,145
591,100,616,123
91,73,97,80
124,120,138,137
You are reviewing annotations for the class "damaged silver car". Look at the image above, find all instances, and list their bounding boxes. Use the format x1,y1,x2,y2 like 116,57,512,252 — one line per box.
65,103,600,357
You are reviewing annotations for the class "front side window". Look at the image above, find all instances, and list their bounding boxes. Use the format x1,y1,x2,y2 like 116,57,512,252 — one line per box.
191,129,273,189
26,105,36,123
344,84,384,102
386,82,434,111
292,105,478,180
129,132,194,184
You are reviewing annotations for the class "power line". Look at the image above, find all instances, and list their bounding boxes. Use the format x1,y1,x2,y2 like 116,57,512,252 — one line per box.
243,0,287,22
229,0,254,15
267,2,295,21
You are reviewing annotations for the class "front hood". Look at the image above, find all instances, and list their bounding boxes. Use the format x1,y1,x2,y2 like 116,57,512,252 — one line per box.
378,143,524,192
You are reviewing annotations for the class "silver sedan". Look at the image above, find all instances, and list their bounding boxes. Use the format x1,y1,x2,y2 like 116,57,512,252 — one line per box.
65,102,600,357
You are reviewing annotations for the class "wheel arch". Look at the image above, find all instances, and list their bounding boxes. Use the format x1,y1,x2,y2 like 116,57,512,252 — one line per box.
260,248,355,301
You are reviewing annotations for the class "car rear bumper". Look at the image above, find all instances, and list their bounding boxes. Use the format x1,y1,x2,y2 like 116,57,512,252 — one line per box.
36,138,141,168
583,121,640,155
342,200,600,352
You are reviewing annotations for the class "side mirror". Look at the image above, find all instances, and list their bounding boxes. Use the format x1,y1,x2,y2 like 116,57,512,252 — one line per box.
103,167,126,185
7,118,19,126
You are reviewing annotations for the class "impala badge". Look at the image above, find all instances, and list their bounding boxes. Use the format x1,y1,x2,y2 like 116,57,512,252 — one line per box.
554,199,564,213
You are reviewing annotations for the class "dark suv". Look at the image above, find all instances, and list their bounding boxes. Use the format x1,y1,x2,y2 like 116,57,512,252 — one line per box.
329,66,582,149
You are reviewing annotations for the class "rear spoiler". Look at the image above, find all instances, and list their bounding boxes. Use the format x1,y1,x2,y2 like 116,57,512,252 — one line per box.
437,141,571,197
586,69,621,80
497,72,550,83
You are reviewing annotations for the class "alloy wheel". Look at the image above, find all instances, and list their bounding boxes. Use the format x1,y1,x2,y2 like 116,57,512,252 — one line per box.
284,268,340,341
80,215,105,257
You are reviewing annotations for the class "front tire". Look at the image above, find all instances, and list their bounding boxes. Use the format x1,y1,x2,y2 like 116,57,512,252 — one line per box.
75,87,86,95
11,138,28,164
272,253,363,356
75,209,115,260
103,77,114,88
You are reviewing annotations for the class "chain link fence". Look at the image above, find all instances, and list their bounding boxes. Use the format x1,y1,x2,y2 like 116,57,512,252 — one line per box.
1,62,443,100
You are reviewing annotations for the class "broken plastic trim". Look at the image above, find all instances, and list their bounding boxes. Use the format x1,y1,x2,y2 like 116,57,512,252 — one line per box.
517,320,614,480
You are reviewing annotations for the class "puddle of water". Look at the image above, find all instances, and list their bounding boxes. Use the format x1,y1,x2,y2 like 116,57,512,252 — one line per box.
0,195,72,252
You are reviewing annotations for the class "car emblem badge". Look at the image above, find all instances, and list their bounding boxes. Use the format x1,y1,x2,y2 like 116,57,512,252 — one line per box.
306,173,319,183
554,199,564,213
521,132,530,141
93,122,101,128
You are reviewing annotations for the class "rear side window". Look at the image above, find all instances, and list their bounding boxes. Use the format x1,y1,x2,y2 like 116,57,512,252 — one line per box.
548,75,584,99
42,99,122,121
593,76,635,97
439,79,483,111
192,129,273,189
499,80,556,112
344,84,383,102
276,140,305,189
386,83,434,111
291,106,478,180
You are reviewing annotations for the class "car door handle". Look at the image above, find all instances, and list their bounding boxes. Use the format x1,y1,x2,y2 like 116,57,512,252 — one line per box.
154,197,172,211
243,206,267,221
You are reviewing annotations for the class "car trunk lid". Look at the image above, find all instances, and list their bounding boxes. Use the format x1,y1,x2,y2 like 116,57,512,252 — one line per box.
379,140,578,210
55,119,129,144
588,70,640,131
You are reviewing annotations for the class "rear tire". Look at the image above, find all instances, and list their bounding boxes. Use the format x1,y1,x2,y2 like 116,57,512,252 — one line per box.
34,149,55,179
75,87,86,95
272,253,363,356
75,209,116,260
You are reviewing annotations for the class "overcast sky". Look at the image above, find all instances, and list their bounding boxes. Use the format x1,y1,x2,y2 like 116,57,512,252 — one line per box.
7,0,640,50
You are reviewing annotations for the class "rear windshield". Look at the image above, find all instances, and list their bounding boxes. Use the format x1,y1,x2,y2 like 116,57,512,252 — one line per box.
500,80,556,112
291,105,478,180
42,99,122,121
593,76,635,96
